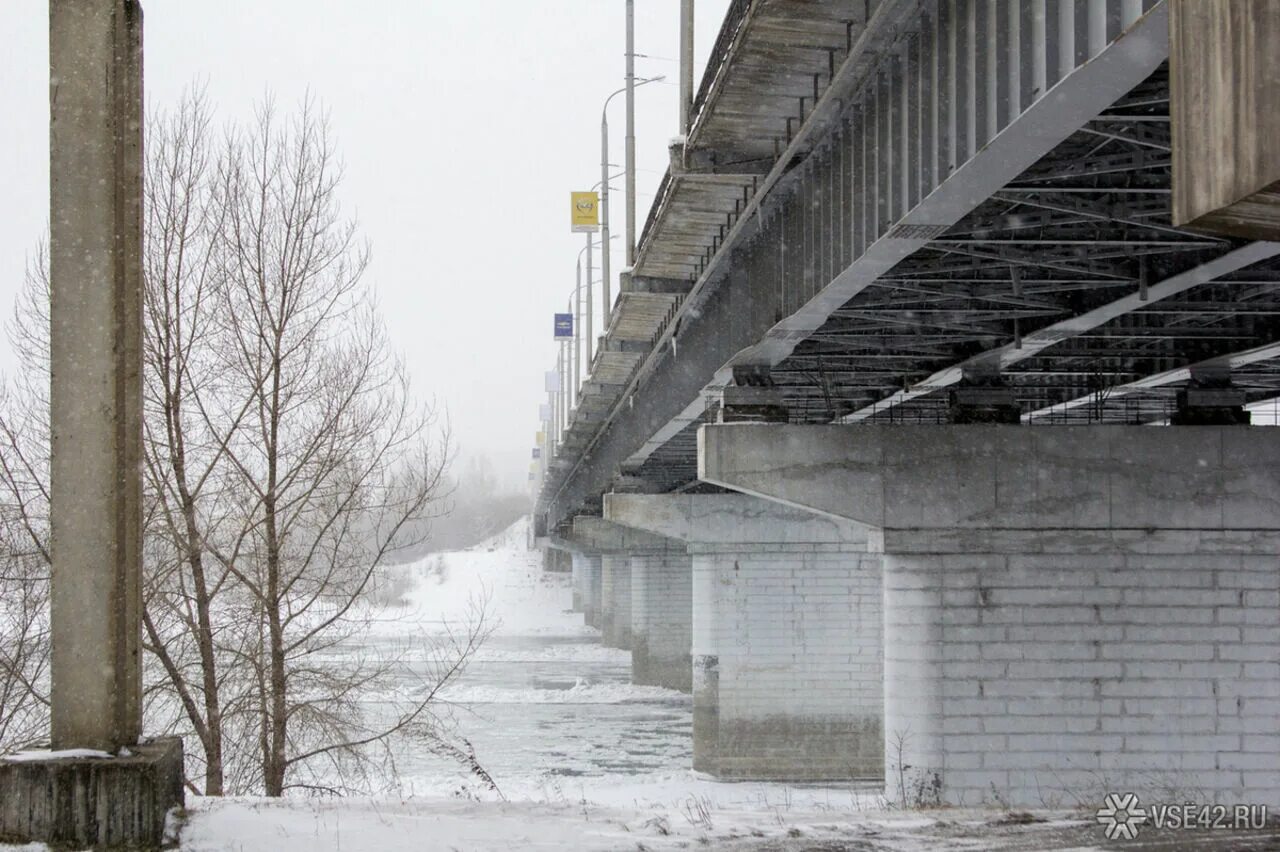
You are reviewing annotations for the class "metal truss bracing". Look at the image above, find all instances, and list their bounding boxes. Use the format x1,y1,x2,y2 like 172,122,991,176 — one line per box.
537,0,1280,531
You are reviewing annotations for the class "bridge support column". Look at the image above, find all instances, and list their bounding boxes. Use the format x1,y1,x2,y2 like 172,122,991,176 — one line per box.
581,553,602,629
570,517,678,650
629,552,693,691
601,554,633,649
0,3,185,849
605,493,883,781
702,423,1280,807
569,551,596,614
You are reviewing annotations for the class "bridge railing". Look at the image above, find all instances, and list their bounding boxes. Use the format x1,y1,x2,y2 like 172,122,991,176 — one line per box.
637,0,754,269
688,0,752,137
636,168,673,266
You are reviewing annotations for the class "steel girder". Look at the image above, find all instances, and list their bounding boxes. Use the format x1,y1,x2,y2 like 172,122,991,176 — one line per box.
539,0,1180,528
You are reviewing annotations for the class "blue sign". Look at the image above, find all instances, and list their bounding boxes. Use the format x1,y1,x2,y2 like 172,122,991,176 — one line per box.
532,447,541,459
554,313,574,339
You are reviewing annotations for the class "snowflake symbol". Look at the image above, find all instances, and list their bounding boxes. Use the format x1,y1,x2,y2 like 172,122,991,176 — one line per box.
1096,792,1148,840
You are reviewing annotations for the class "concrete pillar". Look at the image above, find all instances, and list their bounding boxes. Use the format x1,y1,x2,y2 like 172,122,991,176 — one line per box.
630,552,693,691
582,553,603,629
605,493,884,781
569,517,678,649
569,551,585,612
0,4,184,849
702,423,1280,807
601,554,633,649
49,0,145,755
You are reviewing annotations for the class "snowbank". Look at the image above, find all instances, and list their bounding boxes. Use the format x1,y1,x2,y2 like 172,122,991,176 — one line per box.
367,517,591,640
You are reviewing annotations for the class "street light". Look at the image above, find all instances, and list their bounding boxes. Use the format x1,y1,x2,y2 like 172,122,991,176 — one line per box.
564,235,605,420
583,174,623,373
601,75,664,333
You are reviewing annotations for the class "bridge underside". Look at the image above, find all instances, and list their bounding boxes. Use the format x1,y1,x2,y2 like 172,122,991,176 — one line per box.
540,0,1280,809
630,62,1280,493
538,0,1280,528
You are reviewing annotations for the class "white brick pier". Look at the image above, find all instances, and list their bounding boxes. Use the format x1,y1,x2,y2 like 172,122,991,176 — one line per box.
885,538,1280,807
606,493,884,780
630,552,693,691
601,554,632,649
702,423,1280,807
568,517,683,656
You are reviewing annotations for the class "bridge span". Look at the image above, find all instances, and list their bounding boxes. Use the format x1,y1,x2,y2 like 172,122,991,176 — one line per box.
535,0,1280,808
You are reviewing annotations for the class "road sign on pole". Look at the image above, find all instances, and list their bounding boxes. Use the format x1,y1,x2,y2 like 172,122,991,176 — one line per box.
554,313,574,339
571,191,600,233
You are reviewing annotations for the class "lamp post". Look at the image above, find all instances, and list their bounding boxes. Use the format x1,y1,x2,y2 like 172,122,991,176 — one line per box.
576,236,602,378
626,0,636,266
680,0,695,134
601,75,664,331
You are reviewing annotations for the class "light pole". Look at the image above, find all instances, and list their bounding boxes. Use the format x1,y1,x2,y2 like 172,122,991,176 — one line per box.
601,76,663,331
576,236,601,378
626,0,636,266
562,241,601,418
680,0,695,134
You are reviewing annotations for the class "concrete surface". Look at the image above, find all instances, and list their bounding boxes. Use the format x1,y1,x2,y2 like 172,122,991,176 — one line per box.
0,738,183,850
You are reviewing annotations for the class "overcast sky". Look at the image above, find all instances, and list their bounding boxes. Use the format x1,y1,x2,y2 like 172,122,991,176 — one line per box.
0,1,728,490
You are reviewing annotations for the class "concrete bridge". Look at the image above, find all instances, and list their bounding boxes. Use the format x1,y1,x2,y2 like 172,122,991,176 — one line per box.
537,0,1280,808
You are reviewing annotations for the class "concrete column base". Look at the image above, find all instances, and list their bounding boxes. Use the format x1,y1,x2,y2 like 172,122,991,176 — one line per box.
0,737,184,850
630,553,692,692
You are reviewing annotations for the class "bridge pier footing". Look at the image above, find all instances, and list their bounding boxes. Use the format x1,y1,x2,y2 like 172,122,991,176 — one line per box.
606,493,884,781
701,423,1280,807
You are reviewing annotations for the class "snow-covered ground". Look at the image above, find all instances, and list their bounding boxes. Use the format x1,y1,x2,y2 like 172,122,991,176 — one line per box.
4,517,1197,850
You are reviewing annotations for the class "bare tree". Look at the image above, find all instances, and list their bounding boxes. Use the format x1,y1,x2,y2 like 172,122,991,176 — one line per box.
138,86,247,795
201,98,461,796
1,91,479,798
0,248,52,751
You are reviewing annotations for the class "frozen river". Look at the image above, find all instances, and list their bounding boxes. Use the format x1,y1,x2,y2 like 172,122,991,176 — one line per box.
360,633,694,797
185,521,1254,850
343,524,701,801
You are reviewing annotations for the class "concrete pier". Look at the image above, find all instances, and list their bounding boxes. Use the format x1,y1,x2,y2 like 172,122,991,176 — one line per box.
581,553,602,629
49,0,145,754
569,517,680,652
0,3,185,848
629,552,693,691
702,423,1280,807
606,493,883,781
601,555,632,649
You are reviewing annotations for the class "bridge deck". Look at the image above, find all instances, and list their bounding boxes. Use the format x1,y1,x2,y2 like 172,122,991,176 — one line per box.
537,0,1280,530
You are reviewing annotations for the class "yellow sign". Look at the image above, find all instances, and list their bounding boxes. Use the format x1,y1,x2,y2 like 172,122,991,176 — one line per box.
571,191,600,232
536,431,545,444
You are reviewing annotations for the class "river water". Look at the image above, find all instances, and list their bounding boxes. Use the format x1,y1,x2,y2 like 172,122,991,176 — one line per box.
343,533,697,800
